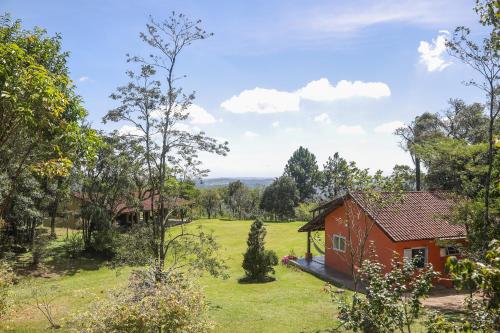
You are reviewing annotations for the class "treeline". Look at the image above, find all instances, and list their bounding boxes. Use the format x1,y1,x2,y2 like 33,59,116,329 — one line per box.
195,147,417,221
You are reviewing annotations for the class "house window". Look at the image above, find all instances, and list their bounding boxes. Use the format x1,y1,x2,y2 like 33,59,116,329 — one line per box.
440,246,460,257
403,247,427,268
332,235,346,252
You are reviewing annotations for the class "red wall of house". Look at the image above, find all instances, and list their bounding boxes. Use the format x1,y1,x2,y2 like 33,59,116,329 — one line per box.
324,198,456,286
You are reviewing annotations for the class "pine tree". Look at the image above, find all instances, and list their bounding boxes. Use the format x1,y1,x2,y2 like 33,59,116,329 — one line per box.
241,220,278,282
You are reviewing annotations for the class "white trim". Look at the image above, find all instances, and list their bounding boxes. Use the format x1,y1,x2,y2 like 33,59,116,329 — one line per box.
332,234,346,252
403,246,428,267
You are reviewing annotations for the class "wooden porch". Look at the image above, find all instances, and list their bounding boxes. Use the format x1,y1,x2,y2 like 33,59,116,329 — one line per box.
290,256,360,291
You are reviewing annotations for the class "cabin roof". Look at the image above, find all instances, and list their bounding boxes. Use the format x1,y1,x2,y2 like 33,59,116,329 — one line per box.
299,191,467,242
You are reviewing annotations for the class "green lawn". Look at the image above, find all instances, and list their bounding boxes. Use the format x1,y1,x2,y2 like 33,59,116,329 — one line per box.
1,220,340,333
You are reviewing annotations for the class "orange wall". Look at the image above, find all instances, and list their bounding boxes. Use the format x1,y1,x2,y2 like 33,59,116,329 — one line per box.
324,198,456,285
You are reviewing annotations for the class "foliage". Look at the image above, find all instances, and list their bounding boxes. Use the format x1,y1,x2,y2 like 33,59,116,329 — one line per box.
294,202,316,221
241,219,278,282
321,152,360,198
77,134,139,252
0,261,15,320
388,165,416,191
260,176,299,220
446,2,499,243
114,224,228,280
72,268,214,333
334,253,438,333
445,239,499,331
395,112,444,190
284,146,320,202
61,232,85,258
416,137,488,196
104,12,228,276
198,188,222,218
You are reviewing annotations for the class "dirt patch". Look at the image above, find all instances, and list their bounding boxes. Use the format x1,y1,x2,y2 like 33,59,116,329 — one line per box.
423,286,467,311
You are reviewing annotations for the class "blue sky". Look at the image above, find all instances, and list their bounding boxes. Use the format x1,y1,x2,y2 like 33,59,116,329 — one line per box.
2,0,489,177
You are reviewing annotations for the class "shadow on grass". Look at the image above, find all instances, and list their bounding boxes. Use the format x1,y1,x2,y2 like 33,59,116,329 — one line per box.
237,276,276,284
12,239,109,278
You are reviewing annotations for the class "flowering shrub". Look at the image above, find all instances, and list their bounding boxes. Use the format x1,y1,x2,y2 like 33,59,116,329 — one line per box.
281,255,298,265
72,269,214,333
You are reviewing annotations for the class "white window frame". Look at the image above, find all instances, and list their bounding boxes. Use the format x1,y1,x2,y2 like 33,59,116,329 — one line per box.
403,247,428,267
332,234,346,252
440,246,460,257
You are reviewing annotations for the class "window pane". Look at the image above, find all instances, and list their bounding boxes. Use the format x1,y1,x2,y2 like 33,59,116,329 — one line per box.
411,248,426,268
339,237,345,251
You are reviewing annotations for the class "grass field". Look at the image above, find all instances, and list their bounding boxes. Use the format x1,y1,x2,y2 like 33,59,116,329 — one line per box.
1,219,340,333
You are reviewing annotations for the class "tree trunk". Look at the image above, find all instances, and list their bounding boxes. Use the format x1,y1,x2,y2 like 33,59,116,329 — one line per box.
415,157,421,191
483,88,495,241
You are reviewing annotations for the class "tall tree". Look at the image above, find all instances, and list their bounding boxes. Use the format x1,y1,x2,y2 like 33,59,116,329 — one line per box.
446,2,500,233
0,15,97,246
260,176,299,220
395,113,444,191
224,180,250,219
442,99,489,144
284,146,320,202
198,188,221,219
104,13,228,277
321,152,360,198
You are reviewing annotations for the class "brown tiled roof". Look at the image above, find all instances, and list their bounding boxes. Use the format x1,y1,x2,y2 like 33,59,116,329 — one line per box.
299,191,466,242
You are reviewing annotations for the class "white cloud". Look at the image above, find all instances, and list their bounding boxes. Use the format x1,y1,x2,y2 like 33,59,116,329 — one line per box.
313,113,331,124
298,78,390,102
418,31,452,72
244,130,259,138
294,1,469,36
272,121,280,128
79,76,89,82
374,120,405,134
188,104,217,124
221,87,300,114
336,124,366,135
117,125,143,137
221,78,390,114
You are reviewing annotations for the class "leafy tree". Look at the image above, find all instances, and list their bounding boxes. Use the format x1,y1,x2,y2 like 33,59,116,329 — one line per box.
0,14,94,218
321,152,360,198
395,113,444,191
77,134,139,253
284,146,320,202
241,219,278,282
334,253,438,333
103,13,228,277
416,138,488,196
224,181,252,219
260,176,299,220
442,99,490,144
446,2,500,238
294,202,316,222
389,165,416,191
198,188,221,218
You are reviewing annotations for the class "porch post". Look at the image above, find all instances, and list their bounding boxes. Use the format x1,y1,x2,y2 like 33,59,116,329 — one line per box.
306,231,312,261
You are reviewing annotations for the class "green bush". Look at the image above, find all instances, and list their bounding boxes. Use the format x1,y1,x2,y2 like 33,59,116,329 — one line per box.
72,269,214,333
61,233,84,258
241,219,278,282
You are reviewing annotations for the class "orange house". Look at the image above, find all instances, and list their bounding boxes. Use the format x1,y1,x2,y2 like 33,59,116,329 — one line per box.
298,191,466,287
